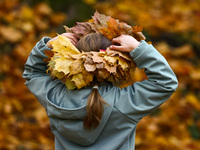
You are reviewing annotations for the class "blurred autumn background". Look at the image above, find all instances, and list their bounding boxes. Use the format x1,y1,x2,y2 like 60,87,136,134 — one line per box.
0,0,200,149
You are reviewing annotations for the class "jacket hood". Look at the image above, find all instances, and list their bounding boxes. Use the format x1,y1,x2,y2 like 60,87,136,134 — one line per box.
46,84,115,146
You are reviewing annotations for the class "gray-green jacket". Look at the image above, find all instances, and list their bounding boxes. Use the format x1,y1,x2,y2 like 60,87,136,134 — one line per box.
23,37,178,150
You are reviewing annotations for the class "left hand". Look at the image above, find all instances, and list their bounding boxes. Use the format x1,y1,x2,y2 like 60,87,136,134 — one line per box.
47,33,78,49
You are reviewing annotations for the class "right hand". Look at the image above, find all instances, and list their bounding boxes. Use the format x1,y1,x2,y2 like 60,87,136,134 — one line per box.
47,33,78,49
109,35,140,52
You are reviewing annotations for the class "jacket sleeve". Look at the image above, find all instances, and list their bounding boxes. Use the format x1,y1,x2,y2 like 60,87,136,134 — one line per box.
115,40,178,122
23,37,68,109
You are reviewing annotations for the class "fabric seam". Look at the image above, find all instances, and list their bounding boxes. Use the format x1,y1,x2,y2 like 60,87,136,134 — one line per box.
113,106,138,124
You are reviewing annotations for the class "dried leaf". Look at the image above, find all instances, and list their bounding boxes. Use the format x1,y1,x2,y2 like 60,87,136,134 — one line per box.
132,25,143,32
92,52,104,63
72,71,93,89
51,70,65,79
63,76,76,90
44,50,54,57
118,57,129,70
65,10,145,41
97,69,110,79
71,73,86,89
119,68,135,89
106,48,133,61
104,55,118,65
84,63,96,72
104,62,117,73
54,57,74,75
69,59,84,75
50,35,80,55
85,56,94,64
67,22,96,38
96,63,104,69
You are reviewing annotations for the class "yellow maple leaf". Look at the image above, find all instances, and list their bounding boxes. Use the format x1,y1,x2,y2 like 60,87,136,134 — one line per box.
118,57,129,70
49,35,80,55
72,71,94,89
64,76,77,90
51,70,65,79
69,59,84,75
104,55,118,65
54,57,74,75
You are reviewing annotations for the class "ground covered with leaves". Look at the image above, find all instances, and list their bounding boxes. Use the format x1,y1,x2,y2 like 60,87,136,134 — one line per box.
0,0,200,149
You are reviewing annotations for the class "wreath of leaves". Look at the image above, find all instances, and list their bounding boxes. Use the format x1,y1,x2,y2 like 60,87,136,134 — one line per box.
44,11,146,89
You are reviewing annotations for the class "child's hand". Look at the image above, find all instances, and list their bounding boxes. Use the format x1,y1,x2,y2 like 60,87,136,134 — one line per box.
47,33,78,49
109,35,140,52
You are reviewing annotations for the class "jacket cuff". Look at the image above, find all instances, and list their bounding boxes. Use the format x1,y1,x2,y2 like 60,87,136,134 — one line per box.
129,40,150,60
36,37,52,53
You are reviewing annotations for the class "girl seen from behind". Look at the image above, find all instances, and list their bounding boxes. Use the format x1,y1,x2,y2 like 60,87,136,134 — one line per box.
23,21,178,150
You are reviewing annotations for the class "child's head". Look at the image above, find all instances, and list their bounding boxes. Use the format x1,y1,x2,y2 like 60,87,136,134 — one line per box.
76,32,112,52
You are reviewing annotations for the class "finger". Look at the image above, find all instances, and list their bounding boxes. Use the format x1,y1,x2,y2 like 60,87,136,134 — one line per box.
46,37,58,48
109,45,126,51
46,42,53,49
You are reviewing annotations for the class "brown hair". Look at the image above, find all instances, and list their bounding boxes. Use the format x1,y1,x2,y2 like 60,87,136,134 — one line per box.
76,33,111,129
76,32,112,52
